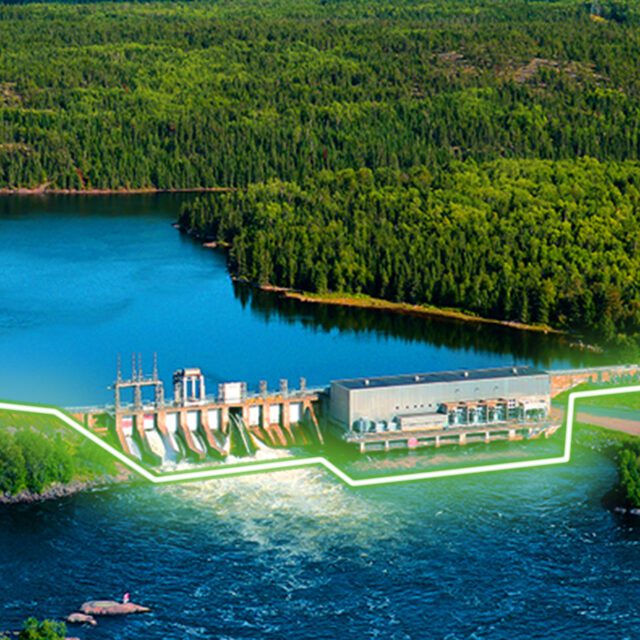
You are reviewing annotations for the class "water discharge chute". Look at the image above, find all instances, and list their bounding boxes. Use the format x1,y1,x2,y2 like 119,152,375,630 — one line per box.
143,414,169,463
125,435,142,460
249,430,274,452
164,414,182,462
146,428,168,462
187,411,206,453
211,430,231,457
192,432,207,453
121,416,143,460
229,414,256,457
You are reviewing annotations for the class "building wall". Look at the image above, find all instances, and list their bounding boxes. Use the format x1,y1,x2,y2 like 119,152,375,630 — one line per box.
329,383,351,426
330,373,550,429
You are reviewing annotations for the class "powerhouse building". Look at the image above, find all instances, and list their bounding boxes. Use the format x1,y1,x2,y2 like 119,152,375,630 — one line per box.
329,366,551,434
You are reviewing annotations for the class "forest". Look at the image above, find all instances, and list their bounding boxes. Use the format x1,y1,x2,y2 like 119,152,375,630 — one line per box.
0,0,639,189
2,0,640,346
180,159,640,345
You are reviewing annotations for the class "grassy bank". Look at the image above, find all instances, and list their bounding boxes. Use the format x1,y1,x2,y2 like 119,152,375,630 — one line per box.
0,409,122,503
577,422,640,509
560,384,640,509
553,382,640,411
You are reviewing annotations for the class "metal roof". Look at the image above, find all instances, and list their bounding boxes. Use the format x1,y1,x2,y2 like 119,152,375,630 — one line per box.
333,366,547,391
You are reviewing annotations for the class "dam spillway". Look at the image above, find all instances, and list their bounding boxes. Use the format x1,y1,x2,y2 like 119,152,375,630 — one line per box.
104,357,324,465
72,358,640,465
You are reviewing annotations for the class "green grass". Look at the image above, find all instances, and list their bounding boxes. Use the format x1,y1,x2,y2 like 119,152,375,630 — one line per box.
575,421,638,452
0,409,120,497
553,381,640,411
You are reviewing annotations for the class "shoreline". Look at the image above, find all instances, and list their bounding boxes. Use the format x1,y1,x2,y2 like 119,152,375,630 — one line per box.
181,228,568,337
0,186,235,196
232,276,566,336
184,226,603,345
273,287,563,335
0,475,128,506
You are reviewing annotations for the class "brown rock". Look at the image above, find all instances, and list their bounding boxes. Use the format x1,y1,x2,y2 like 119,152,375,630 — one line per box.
66,612,97,626
79,600,150,616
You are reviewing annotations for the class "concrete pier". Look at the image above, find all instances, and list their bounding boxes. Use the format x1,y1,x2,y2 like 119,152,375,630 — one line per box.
342,422,559,454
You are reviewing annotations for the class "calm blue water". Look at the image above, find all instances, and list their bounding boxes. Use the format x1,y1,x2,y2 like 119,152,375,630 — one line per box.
1,196,638,639
0,195,603,406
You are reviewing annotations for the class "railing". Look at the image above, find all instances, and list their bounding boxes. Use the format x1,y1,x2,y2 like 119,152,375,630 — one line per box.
66,385,328,414
64,404,114,414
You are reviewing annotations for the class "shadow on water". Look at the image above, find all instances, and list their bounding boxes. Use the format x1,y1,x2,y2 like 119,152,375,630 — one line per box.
0,192,193,220
233,283,609,370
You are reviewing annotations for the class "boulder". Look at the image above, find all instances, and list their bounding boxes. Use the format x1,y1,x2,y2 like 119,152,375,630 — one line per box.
66,612,97,626
79,600,150,616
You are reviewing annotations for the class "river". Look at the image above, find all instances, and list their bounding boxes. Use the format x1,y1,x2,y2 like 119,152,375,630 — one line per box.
0,195,638,638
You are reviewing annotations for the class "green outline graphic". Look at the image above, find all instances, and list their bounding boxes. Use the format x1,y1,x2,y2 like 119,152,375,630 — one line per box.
1,385,638,486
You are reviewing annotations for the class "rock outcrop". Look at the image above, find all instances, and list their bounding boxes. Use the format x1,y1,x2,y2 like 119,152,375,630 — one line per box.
79,600,150,616
66,612,97,626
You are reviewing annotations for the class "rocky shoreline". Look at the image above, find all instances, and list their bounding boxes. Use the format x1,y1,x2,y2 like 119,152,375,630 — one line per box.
613,505,640,516
0,477,120,505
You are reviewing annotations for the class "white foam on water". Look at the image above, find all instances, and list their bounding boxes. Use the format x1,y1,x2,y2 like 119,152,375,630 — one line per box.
158,444,292,471
159,466,405,560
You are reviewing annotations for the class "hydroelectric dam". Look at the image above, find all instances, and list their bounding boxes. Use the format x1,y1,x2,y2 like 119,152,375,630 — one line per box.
69,358,640,464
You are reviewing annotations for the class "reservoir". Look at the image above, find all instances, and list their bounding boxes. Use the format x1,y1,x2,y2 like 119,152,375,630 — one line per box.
0,196,638,639
0,195,606,406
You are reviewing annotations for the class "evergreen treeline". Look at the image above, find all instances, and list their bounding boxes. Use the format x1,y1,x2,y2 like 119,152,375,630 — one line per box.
179,159,640,343
1,0,640,189
619,447,640,508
